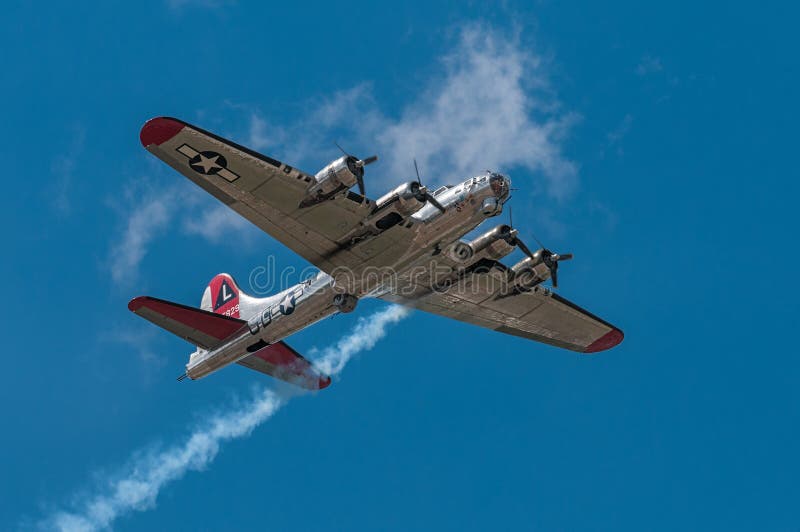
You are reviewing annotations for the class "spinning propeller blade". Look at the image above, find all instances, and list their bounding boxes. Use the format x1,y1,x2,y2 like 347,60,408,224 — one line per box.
413,159,446,213
505,207,536,261
507,206,573,288
359,155,378,166
334,142,377,197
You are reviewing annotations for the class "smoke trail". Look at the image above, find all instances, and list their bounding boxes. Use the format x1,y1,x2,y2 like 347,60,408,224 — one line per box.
313,305,410,376
39,305,409,532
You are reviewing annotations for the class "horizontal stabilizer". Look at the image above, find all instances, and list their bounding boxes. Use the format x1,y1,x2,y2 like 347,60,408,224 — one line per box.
128,296,246,350
238,341,331,390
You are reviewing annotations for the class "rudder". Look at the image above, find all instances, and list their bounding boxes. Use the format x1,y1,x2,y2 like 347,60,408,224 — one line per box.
201,273,241,318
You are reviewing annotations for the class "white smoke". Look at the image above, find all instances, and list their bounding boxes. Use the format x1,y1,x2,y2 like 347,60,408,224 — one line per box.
313,305,410,376
39,305,409,532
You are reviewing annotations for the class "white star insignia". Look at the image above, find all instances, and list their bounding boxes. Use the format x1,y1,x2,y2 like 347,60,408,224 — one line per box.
192,154,221,173
176,144,241,182
280,294,295,314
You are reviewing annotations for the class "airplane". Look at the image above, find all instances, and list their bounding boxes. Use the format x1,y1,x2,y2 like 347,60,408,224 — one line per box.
129,117,623,390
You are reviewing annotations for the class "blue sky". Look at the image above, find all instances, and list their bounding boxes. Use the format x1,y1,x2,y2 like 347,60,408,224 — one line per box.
2,1,799,530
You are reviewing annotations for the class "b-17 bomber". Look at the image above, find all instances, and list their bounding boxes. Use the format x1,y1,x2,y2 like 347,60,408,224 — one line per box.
130,117,623,389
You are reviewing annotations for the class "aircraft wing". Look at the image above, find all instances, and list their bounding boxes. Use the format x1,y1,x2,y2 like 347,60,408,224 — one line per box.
129,296,246,350
237,342,331,390
380,263,623,353
140,117,414,277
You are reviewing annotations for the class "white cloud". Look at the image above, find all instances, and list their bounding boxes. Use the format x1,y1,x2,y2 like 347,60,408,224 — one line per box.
106,180,261,285
607,114,633,145
181,204,251,244
603,113,634,157
376,27,579,199
238,25,579,199
37,305,409,532
108,186,174,285
50,124,86,215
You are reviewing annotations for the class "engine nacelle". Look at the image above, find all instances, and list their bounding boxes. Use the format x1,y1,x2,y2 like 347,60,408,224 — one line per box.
480,197,503,216
510,251,550,289
333,293,358,313
448,224,516,263
300,156,362,207
375,181,427,216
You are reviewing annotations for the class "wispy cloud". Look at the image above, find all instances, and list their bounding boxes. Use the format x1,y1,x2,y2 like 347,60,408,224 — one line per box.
238,25,579,200
636,54,663,76
37,305,409,532
607,114,633,146
181,204,251,244
602,113,634,157
108,184,174,285
50,124,86,215
377,27,579,199
106,179,261,285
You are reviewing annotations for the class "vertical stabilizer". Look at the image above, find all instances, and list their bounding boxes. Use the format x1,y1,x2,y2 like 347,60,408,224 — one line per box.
201,273,241,318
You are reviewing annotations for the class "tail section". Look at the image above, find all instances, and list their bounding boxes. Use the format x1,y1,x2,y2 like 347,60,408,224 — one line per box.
201,273,241,318
128,273,332,389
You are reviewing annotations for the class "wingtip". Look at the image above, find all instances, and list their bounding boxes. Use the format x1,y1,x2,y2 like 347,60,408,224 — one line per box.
127,296,150,312
140,117,185,147
318,375,332,389
583,328,624,354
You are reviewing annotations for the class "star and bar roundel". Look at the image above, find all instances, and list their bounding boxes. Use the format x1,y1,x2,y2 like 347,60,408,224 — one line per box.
279,292,296,315
176,143,240,182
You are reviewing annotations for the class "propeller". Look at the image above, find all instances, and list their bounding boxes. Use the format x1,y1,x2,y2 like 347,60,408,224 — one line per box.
335,142,378,196
540,249,573,288
502,207,537,261
506,207,573,288
413,159,446,213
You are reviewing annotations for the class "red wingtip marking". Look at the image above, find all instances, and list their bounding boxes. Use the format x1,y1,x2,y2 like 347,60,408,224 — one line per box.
140,117,185,147
319,376,332,390
128,296,148,312
584,328,624,353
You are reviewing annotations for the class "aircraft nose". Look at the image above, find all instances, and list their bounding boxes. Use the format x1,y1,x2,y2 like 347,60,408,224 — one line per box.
502,176,512,193
490,173,510,199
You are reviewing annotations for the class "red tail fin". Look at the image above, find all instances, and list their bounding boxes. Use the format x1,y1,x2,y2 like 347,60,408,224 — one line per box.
200,273,241,318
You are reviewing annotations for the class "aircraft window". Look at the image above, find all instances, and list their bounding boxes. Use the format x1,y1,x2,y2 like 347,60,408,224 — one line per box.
433,185,451,196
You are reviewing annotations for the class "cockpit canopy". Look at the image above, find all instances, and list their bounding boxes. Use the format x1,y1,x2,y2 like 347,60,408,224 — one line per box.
432,184,454,196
